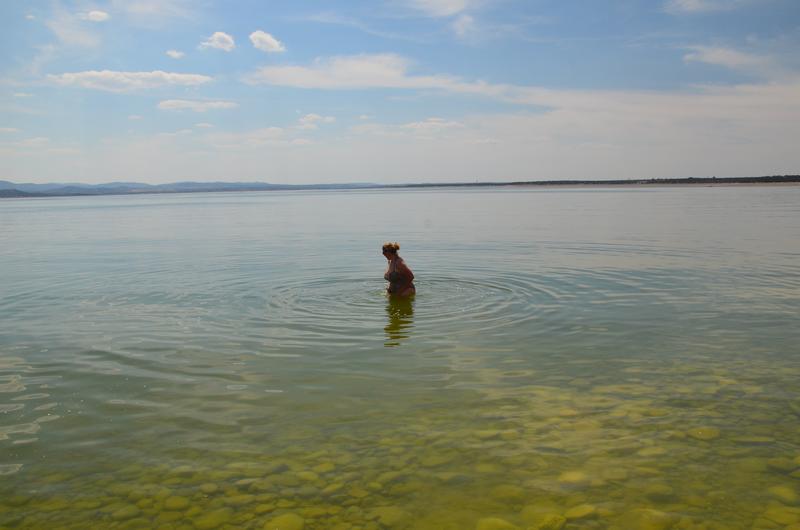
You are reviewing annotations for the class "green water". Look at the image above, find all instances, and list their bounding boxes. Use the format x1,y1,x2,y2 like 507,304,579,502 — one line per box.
1,187,799,529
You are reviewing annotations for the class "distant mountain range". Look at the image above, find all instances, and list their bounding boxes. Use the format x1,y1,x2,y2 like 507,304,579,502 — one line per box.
1,175,798,198
0,180,376,198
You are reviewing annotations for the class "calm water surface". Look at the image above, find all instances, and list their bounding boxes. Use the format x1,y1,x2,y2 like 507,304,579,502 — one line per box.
1,186,800,529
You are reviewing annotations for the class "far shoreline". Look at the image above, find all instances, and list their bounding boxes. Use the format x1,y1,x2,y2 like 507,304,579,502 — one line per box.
1,175,799,199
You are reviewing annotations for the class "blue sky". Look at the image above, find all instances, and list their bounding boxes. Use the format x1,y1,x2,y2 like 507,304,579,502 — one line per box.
1,0,799,184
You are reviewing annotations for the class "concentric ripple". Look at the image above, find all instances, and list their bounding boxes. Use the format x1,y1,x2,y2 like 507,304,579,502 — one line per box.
257,268,575,349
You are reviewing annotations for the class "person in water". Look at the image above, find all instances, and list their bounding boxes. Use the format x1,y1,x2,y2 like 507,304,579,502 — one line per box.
382,242,415,297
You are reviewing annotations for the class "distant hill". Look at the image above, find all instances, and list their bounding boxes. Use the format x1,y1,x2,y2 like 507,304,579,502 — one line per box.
0,189,45,198
0,175,798,198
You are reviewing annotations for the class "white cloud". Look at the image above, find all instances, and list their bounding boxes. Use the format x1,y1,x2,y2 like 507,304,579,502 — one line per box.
0,128,19,133
359,114,372,120
157,99,238,112
206,127,287,149
11,73,798,184
199,32,235,52
48,70,213,92
249,30,286,53
452,14,475,37
350,117,464,140
245,49,795,111
664,0,751,13
156,129,193,138
17,137,50,147
242,50,800,180
112,0,190,20
79,11,110,22
47,147,80,155
402,117,463,131
297,113,335,130
166,50,185,59
246,54,461,90
26,14,35,20
195,123,214,128
406,0,474,17
683,45,780,77
46,9,100,47
128,115,143,120
13,93,33,98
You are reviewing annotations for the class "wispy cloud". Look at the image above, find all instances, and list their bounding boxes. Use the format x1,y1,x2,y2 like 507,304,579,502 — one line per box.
402,117,463,131
199,32,235,52
157,99,238,112
14,137,50,147
166,50,185,59
156,129,194,138
250,30,285,53
112,0,191,21
0,128,19,133
452,14,476,37
351,117,464,140
48,70,213,92
244,51,800,162
205,127,287,149
664,0,754,14
45,7,100,48
78,11,110,22
300,12,428,43
683,45,781,77
296,113,335,130
246,54,461,90
405,0,476,17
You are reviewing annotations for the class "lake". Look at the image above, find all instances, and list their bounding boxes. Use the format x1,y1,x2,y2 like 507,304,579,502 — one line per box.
1,186,799,529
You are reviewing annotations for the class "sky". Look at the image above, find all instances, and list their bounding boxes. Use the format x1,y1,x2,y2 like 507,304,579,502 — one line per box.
1,0,799,185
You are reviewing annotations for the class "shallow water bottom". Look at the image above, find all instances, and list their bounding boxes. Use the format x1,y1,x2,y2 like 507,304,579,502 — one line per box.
4,352,800,530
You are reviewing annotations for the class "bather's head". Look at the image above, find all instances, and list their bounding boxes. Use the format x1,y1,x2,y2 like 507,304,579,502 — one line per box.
382,242,400,260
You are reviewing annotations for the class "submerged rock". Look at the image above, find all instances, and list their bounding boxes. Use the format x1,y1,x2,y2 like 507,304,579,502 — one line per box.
763,503,800,525
644,483,676,502
475,517,519,530
193,507,233,529
767,485,799,505
558,471,589,486
732,436,775,445
618,508,677,530
264,512,305,530
313,462,336,474
520,501,563,522
686,427,720,441
637,446,667,457
490,484,526,502
525,513,566,530
224,494,255,506
767,458,797,473
296,471,319,482
564,504,596,520
110,505,140,520
368,506,408,527
164,496,190,510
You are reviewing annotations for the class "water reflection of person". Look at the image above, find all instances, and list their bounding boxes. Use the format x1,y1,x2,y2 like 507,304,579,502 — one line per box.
385,295,414,347
382,242,415,297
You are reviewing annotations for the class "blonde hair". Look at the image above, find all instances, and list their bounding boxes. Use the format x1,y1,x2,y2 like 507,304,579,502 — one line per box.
382,242,400,254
